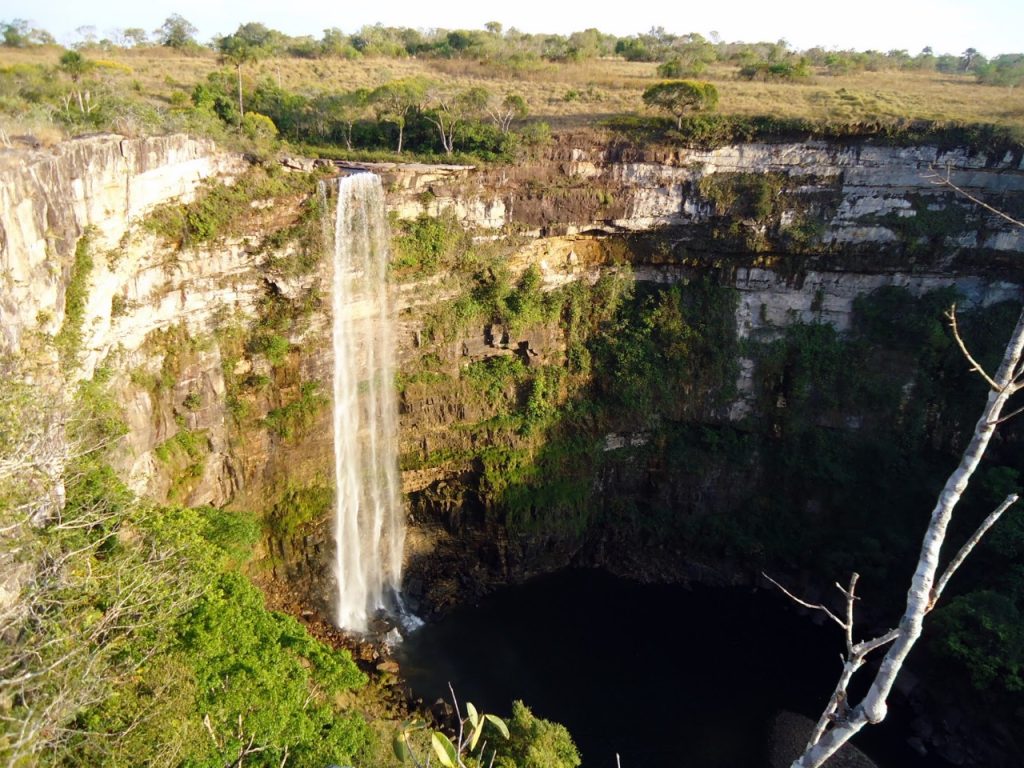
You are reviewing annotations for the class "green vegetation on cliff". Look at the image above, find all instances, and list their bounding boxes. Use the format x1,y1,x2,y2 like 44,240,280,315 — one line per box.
0,373,371,768
145,165,326,249
403,239,1024,720
406,267,741,535
53,232,94,370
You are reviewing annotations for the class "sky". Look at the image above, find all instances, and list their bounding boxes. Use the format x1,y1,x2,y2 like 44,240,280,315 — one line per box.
12,0,1024,57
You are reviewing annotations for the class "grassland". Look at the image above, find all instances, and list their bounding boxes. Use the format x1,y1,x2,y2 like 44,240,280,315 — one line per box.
2,44,1022,149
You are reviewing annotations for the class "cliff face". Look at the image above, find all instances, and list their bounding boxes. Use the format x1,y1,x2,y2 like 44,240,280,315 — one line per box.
4,132,1023,621
379,137,1024,256
373,137,1024,614
1,136,336,614
0,135,248,360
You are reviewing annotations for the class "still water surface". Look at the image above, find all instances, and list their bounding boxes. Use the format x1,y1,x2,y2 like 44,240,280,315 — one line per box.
398,569,949,768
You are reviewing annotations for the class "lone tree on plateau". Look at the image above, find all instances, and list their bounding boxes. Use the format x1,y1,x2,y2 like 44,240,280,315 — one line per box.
426,86,488,155
641,80,718,129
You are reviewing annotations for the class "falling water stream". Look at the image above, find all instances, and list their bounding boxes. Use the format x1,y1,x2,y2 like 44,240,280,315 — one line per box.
331,173,405,632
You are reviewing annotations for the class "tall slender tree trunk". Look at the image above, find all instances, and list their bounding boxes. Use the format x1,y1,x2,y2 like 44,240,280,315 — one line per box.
396,121,404,153
237,65,244,119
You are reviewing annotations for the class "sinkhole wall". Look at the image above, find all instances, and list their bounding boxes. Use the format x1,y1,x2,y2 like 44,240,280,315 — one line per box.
3,131,1023,617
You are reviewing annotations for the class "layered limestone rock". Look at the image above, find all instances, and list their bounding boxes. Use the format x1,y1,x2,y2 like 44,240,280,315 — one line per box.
371,139,1024,259
5,131,1024,625
0,135,333,515
0,134,247,358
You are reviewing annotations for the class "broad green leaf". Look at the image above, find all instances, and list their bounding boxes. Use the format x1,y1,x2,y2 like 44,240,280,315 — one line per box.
432,731,457,768
393,732,411,762
485,714,510,740
469,718,485,751
466,701,479,729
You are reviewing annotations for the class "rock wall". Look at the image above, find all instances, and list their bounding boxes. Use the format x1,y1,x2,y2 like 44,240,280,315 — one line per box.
5,132,1024,629
0,134,247,359
373,137,1024,264
0,135,334,556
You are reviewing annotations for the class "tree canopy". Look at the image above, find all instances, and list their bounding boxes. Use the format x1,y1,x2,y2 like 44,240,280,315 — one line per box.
641,79,719,128
155,14,198,49
371,78,429,152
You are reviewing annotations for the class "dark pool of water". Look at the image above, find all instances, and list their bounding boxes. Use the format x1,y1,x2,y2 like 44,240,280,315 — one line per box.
397,569,951,768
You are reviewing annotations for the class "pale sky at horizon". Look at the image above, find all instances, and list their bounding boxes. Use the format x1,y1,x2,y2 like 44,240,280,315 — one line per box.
10,0,1024,57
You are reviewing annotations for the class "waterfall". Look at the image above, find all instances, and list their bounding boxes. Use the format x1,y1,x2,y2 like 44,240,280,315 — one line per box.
330,173,405,632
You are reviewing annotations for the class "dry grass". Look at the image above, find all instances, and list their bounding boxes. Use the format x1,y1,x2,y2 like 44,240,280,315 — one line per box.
2,46,1022,132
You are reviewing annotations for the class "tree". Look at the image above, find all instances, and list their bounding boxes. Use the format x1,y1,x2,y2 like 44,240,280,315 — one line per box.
961,47,980,71
321,27,357,58
155,14,197,49
975,54,1024,88
327,88,370,150
1,370,369,766
486,92,528,134
122,27,148,47
74,25,98,47
1,18,53,47
785,184,1024,768
216,24,283,119
0,376,186,765
58,49,95,114
426,86,488,155
217,25,276,119
371,78,427,153
641,80,719,129
1,18,29,47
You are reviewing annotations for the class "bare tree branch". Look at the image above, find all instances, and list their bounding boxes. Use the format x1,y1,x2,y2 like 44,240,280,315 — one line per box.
930,493,1019,609
792,307,1024,768
763,573,845,630
839,573,859,656
925,165,1024,229
851,628,900,657
987,403,1024,426
946,305,1002,391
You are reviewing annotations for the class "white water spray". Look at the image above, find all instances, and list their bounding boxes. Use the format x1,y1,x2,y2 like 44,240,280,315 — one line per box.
330,173,405,632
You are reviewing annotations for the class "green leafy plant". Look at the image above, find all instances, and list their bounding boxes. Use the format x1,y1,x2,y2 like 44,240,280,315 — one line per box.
267,484,333,538
394,688,510,768
392,210,470,276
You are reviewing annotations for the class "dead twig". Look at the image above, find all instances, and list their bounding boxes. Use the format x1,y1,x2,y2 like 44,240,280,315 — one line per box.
762,573,845,630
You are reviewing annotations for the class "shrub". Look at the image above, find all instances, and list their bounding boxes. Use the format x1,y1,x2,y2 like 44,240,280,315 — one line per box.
241,110,278,141
657,58,705,78
144,167,319,248
392,210,469,275
53,233,94,370
267,484,333,538
494,701,580,768
264,381,328,439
